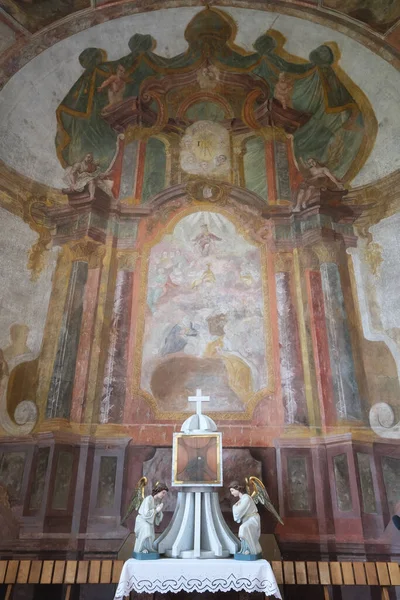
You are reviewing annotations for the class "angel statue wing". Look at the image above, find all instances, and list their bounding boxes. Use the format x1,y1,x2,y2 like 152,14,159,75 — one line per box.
121,476,148,525
247,476,284,525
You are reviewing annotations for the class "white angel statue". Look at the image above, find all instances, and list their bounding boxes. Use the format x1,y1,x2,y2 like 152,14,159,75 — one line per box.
229,477,283,560
121,477,169,559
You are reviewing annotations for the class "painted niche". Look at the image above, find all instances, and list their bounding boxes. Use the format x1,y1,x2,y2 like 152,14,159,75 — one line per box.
136,211,271,415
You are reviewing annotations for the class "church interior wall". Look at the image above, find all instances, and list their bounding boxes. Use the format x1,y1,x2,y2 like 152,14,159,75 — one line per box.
0,2,400,598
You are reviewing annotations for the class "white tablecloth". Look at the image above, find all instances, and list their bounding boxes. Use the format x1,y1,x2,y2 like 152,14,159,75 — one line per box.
114,558,282,598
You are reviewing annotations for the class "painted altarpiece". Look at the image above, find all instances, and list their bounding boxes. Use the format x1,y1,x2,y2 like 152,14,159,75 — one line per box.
0,7,399,568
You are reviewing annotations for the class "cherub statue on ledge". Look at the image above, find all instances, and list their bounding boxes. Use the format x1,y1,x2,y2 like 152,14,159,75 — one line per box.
121,477,169,560
229,477,283,561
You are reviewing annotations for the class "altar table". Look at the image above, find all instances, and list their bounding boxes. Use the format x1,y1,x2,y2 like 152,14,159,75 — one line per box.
114,558,282,599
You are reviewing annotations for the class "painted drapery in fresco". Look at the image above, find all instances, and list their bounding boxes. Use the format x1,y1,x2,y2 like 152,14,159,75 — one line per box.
137,212,269,414
56,9,374,185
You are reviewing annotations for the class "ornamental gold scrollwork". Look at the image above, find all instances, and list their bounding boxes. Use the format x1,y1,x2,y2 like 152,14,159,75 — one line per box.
363,241,383,277
312,241,341,265
117,250,139,272
274,252,293,273
15,194,56,281
299,247,320,270
65,238,106,269
186,179,228,205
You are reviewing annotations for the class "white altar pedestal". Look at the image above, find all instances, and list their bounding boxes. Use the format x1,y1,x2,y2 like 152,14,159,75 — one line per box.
155,488,238,558
153,389,239,559
113,558,282,599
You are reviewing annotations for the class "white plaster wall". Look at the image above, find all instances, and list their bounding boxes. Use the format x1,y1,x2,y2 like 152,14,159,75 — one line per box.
0,7,399,188
370,213,400,330
349,213,400,394
0,208,57,355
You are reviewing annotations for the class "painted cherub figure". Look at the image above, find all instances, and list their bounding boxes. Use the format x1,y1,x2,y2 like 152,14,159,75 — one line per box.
274,72,293,110
98,64,126,107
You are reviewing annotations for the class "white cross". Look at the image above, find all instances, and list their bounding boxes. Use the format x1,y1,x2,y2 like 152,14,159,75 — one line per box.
188,388,210,417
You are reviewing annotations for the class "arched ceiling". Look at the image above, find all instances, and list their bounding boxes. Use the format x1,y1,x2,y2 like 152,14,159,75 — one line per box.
0,0,399,193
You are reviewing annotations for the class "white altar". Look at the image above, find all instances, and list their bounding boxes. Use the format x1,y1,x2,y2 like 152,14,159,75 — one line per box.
116,390,282,598
114,558,282,599
155,389,239,559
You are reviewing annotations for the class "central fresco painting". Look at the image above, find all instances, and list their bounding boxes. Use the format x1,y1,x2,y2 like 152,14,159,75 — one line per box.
138,211,269,414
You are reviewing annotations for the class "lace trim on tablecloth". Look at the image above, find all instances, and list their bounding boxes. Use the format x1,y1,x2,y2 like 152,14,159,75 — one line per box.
115,573,281,598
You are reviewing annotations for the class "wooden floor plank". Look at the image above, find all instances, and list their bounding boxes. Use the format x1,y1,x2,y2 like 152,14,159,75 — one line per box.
318,562,331,585
64,561,77,584
271,561,283,585
89,560,101,584
365,562,379,586
17,561,31,584
4,585,12,600
353,562,367,585
295,561,307,585
5,561,19,584
0,561,8,585
283,561,295,585
52,560,66,584
323,586,331,600
381,587,390,600
306,562,319,585
376,562,390,586
341,562,355,585
330,562,343,586
388,562,400,586
28,561,42,584
111,561,124,584
100,560,112,584
76,561,89,584
40,561,54,584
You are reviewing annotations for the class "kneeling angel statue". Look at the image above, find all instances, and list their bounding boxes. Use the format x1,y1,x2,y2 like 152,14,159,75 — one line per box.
229,477,283,561
121,477,169,560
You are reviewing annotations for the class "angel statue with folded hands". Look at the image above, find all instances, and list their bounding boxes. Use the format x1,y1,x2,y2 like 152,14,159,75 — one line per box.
121,477,169,560
229,477,283,561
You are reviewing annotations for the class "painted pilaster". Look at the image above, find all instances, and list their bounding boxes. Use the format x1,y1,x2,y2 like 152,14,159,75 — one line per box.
100,250,137,424
70,243,105,423
306,269,336,429
46,260,88,419
275,264,307,425
320,262,362,422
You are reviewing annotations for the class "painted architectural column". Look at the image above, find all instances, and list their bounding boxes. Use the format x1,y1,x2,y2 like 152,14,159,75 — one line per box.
133,140,147,202
306,269,336,429
306,241,362,425
100,250,138,424
275,255,307,425
46,240,105,420
118,139,139,201
70,244,105,423
320,261,362,421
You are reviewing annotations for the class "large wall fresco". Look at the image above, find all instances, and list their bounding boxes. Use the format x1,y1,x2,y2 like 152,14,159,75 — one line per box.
54,9,372,184
138,211,269,415
0,4,399,578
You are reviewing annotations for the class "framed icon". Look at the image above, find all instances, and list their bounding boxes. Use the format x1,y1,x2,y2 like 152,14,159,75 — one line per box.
172,432,223,486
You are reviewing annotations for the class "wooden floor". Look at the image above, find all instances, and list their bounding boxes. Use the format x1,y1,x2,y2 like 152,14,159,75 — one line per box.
0,559,399,599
